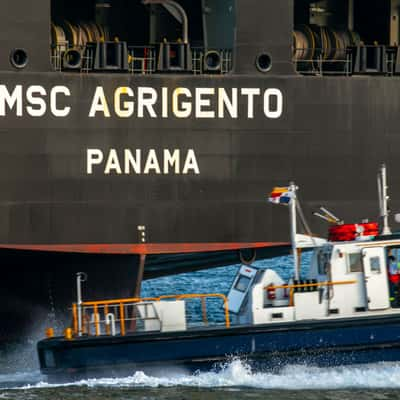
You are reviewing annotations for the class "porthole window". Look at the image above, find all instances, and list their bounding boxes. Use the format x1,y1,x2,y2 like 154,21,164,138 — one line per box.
256,53,272,73
204,50,222,72
10,48,28,69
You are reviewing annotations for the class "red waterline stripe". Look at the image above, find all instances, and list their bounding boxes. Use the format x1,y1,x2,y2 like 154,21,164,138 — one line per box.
0,242,289,255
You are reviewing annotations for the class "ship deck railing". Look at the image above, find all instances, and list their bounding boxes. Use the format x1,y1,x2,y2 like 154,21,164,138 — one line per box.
51,42,69,72
70,293,230,339
294,47,353,76
51,43,94,73
50,42,233,75
127,46,157,74
265,279,357,307
294,45,400,77
191,48,233,75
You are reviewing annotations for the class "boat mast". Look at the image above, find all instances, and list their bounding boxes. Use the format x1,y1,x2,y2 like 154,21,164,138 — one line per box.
76,272,87,337
378,164,391,235
289,182,300,280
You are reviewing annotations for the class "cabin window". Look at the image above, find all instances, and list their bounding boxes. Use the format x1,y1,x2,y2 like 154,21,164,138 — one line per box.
318,251,331,275
293,0,395,76
234,275,251,293
50,0,234,75
369,256,381,273
387,247,400,275
348,253,363,273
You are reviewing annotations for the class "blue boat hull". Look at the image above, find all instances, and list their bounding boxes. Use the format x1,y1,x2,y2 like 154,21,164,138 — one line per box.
37,313,400,381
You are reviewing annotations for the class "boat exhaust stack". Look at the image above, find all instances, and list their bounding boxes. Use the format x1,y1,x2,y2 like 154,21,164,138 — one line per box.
378,163,391,236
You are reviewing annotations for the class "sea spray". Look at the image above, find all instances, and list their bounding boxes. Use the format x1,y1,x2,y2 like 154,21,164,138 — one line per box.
4,360,400,391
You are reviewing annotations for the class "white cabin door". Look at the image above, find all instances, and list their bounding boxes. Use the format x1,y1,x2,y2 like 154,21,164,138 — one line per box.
362,247,390,310
227,265,258,313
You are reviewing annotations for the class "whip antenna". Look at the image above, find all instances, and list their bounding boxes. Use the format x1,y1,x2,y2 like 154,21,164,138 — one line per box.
313,207,343,225
378,163,391,235
319,207,341,224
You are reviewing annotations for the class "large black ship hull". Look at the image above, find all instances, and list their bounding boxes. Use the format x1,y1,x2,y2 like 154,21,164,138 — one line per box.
0,243,289,343
0,249,141,343
1,73,395,245
1,71,399,342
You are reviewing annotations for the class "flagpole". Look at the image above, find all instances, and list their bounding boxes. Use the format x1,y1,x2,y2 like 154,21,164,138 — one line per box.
289,181,299,281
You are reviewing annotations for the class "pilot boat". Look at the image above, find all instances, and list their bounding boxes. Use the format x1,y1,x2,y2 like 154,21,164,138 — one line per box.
37,165,400,381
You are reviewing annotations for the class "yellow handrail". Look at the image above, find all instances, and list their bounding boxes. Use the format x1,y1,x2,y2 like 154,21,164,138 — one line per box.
73,293,231,336
94,304,100,336
119,302,126,336
104,304,110,335
265,280,357,306
81,297,157,306
72,303,78,334
266,280,357,290
157,294,230,328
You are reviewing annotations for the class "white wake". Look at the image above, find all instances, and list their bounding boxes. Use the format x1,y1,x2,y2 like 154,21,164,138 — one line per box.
3,360,400,391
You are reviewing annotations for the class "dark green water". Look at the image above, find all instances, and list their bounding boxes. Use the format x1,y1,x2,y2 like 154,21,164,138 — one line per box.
3,388,400,400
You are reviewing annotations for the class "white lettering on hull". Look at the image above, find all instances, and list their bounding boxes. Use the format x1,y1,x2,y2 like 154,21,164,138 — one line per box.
87,149,200,175
0,85,284,119
0,85,71,117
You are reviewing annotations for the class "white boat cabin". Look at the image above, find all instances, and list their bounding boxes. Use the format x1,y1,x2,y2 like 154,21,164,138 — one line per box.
228,236,400,325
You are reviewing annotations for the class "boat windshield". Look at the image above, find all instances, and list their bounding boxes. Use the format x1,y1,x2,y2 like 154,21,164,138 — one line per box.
348,253,363,273
234,275,252,293
318,250,331,275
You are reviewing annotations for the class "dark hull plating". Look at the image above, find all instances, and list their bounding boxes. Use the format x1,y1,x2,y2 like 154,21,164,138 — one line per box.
1,72,400,342
1,73,397,245
2,0,400,345
37,313,400,381
0,249,141,342
0,244,290,343
2,73,400,342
